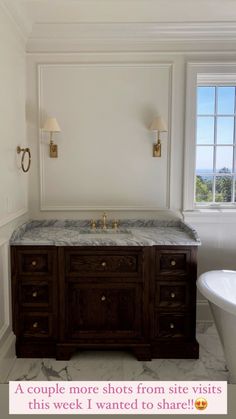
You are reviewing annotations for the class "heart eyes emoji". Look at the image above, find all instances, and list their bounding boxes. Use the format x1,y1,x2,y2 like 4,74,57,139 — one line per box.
195,398,208,410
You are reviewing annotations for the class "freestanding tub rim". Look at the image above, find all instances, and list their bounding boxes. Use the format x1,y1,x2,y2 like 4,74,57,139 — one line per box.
197,270,236,316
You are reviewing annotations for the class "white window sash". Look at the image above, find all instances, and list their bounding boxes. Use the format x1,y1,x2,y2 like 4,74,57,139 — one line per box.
183,62,236,211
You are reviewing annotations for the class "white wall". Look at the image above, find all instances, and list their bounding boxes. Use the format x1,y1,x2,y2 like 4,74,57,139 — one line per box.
27,49,236,322
27,53,186,219
39,63,171,211
0,1,28,371
0,4,28,226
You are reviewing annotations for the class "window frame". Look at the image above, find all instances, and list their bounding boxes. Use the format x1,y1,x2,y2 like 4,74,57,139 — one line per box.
184,62,236,211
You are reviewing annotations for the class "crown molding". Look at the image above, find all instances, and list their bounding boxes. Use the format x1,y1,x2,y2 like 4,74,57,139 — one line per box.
26,21,236,53
0,0,32,42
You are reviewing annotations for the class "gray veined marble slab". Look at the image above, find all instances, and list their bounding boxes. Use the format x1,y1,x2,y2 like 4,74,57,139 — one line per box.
10,219,201,246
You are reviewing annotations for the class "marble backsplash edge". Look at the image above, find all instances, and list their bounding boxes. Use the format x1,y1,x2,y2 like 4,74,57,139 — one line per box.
10,218,201,245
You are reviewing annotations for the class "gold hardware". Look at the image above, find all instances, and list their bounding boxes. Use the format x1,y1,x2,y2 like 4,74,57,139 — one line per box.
32,291,38,298
90,220,97,230
101,212,107,230
169,323,175,329
31,261,37,267
50,142,58,158
171,260,176,266
101,261,107,267
101,296,106,301
170,292,176,299
112,220,119,230
17,146,31,173
33,322,38,328
150,116,167,158
153,139,161,157
43,117,61,158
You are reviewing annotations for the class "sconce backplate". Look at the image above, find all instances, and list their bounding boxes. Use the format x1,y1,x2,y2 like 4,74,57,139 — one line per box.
50,143,58,158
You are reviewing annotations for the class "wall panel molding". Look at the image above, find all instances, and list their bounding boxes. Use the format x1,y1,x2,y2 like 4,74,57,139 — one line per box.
0,208,28,229
38,62,173,211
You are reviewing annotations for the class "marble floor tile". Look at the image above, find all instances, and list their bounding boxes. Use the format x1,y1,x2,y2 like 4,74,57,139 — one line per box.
197,326,229,382
0,357,16,384
6,359,43,382
196,322,218,335
5,322,230,383
198,333,225,360
145,359,209,381
50,351,125,381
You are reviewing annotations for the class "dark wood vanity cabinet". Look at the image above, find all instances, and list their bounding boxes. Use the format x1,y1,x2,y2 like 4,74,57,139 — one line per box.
11,245,199,360
152,246,199,358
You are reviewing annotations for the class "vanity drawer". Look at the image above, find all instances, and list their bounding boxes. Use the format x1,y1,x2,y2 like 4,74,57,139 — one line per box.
21,313,53,338
154,313,193,339
65,250,141,277
19,282,51,307
16,248,56,277
155,249,191,277
155,283,189,309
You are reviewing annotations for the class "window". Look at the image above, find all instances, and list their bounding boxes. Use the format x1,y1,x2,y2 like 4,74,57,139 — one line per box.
195,86,236,205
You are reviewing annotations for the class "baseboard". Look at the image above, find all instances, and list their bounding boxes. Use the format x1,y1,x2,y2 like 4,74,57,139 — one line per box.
0,332,16,383
197,299,212,322
0,331,15,359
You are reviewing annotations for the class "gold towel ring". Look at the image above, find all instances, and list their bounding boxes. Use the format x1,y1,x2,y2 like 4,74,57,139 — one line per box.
17,146,31,173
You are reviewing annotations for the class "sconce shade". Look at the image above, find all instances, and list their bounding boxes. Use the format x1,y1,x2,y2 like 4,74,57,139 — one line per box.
150,116,167,132
43,118,61,133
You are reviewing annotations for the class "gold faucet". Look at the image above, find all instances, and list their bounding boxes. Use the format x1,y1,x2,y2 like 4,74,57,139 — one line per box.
101,212,108,230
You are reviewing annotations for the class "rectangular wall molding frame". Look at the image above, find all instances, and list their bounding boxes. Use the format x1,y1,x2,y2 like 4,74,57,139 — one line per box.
38,62,173,211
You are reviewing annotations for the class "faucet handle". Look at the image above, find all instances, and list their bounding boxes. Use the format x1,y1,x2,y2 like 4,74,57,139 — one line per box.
112,219,119,230
90,219,97,230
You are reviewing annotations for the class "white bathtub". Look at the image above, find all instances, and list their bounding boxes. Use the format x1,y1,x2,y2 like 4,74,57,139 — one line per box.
197,270,236,383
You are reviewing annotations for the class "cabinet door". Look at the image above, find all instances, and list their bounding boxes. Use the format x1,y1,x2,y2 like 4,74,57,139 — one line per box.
66,282,143,340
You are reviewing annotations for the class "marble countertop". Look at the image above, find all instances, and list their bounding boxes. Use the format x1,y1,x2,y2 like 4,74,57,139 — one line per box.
10,219,201,246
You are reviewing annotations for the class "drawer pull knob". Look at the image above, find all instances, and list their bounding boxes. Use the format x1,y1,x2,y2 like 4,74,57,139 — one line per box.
33,322,38,328
31,261,37,267
32,291,38,298
101,262,107,267
170,323,175,329
170,292,176,299
101,295,106,301
170,260,176,266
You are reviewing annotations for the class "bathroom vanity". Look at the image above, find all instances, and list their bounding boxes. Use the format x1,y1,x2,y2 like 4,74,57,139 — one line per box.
10,219,201,361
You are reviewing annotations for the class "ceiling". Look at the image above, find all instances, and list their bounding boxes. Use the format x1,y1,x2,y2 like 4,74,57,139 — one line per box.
11,0,236,25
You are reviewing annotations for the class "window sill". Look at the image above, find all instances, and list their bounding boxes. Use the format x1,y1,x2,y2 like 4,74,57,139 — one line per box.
183,209,236,223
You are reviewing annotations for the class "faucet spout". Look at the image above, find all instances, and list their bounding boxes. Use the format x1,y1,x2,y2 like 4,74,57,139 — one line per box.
102,212,107,230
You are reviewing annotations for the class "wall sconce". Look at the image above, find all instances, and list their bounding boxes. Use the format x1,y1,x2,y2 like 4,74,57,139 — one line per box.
150,116,167,157
43,117,61,158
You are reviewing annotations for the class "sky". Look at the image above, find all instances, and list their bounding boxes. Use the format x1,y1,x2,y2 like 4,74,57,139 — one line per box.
196,86,236,174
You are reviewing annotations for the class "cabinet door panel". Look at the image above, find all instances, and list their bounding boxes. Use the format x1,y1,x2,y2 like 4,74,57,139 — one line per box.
67,283,143,339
